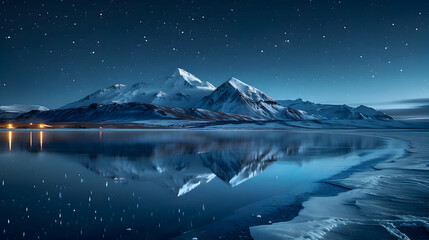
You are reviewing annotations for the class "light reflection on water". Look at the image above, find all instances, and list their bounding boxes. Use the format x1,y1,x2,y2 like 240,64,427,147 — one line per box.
40,131,43,151
8,131,11,151
0,130,385,240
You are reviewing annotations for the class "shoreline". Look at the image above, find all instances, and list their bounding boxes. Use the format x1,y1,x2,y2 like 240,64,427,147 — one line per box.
1,119,429,131
250,130,429,240
176,131,408,240
1,129,426,239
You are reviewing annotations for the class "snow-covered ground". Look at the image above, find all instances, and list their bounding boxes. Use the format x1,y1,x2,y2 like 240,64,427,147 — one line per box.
250,130,429,240
202,120,429,129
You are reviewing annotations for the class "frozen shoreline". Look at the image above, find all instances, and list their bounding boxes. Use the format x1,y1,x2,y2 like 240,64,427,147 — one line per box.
175,131,410,240
250,130,429,240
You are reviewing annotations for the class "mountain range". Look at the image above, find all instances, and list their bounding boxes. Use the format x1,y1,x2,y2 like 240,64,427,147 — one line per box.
0,104,48,119
1,68,393,124
18,102,253,123
199,77,311,120
278,98,393,120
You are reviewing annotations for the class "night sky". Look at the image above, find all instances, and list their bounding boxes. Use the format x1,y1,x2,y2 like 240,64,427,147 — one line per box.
1,0,428,109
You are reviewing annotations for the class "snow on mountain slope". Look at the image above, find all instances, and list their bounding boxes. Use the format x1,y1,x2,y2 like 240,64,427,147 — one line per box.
0,104,49,119
355,105,392,119
17,102,253,123
61,68,215,109
199,78,311,120
0,104,49,113
278,98,393,120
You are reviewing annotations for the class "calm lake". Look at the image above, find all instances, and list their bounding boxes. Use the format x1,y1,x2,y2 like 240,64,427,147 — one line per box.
0,130,388,240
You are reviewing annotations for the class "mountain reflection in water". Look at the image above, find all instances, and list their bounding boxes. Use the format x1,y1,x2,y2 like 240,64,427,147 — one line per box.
1,130,382,197
0,130,390,240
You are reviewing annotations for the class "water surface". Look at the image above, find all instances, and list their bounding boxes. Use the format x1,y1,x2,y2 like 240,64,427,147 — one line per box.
0,130,387,239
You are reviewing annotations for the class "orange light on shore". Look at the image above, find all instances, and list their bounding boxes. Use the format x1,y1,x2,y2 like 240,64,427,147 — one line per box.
39,124,45,129
29,123,33,126
99,126,103,129
7,124,14,129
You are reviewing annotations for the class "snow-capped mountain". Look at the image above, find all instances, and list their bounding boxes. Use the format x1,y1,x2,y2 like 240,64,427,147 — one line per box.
277,98,393,120
56,68,393,122
0,104,49,119
17,102,253,123
17,68,394,123
61,68,215,109
199,78,310,120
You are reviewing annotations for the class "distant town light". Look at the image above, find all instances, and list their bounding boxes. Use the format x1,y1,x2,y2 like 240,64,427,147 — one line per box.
7,124,14,129
39,124,45,129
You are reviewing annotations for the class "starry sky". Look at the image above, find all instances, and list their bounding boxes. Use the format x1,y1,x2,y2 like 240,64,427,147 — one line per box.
0,0,428,110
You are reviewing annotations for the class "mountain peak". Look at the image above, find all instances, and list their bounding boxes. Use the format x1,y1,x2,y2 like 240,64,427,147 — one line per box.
223,77,276,103
170,68,202,85
61,68,215,109
174,67,189,75
113,84,126,88
226,77,250,90
196,77,308,120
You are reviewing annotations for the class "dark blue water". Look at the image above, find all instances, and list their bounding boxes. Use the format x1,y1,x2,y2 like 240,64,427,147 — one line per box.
0,130,385,240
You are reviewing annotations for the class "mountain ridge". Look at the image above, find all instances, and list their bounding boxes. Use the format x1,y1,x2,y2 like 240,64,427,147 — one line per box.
277,98,393,120
1,68,394,123
61,68,215,109
0,104,49,119
17,102,254,123
199,77,311,120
